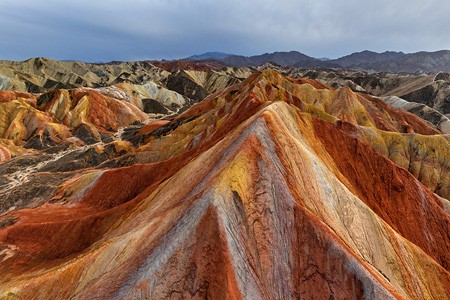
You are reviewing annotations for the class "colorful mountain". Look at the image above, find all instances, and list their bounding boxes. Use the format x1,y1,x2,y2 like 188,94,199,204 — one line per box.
0,69,449,299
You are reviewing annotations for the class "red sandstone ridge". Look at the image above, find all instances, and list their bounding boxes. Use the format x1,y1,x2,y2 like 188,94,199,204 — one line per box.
0,69,449,299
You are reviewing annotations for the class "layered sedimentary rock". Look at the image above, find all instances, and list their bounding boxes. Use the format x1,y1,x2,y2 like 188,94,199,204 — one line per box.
0,88,146,150
0,69,449,299
286,69,450,116
4,57,450,119
381,96,450,133
0,58,170,93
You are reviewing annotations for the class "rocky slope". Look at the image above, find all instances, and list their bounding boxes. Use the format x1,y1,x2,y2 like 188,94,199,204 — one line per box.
4,57,450,117
380,96,450,133
0,58,169,92
0,69,449,299
286,69,450,116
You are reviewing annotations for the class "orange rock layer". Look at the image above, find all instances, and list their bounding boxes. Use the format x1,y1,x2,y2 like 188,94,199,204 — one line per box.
0,88,147,152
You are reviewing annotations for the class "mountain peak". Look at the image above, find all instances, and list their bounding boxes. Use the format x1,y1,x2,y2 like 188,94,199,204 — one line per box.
186,52,232,60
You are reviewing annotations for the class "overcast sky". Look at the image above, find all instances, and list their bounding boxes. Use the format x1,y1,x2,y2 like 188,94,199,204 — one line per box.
1,0,449,62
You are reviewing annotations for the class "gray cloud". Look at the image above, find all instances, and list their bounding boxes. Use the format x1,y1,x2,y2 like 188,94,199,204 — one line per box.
1,0,450,61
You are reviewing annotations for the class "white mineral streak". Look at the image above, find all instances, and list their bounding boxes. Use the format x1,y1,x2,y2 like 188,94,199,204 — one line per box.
0,75,10,90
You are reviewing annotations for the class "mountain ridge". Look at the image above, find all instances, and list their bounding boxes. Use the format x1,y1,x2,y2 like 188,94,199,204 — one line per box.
329,50,406,67
186,52,232,60
5,49,450,74
181,49,450,73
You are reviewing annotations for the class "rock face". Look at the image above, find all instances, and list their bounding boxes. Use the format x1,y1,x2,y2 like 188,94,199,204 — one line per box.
0,58,170,93
381,96,450,133
0,88,146,150
0,69,449,299
285,68,450,116
165,70,209,102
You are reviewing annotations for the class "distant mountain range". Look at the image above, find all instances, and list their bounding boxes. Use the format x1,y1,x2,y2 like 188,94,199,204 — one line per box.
186,50,450,73
186,52,231,60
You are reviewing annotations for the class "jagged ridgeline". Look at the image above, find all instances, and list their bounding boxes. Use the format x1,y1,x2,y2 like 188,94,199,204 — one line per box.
0,59,449,299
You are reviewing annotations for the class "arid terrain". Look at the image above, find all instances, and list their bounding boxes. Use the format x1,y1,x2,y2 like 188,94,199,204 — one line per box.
0,58,449,299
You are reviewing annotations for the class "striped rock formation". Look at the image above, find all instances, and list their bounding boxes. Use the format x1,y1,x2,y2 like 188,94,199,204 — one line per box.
0,70,449,299
0,88,146,149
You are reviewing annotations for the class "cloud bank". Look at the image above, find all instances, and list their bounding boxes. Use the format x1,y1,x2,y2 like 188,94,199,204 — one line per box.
1,0,449,61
